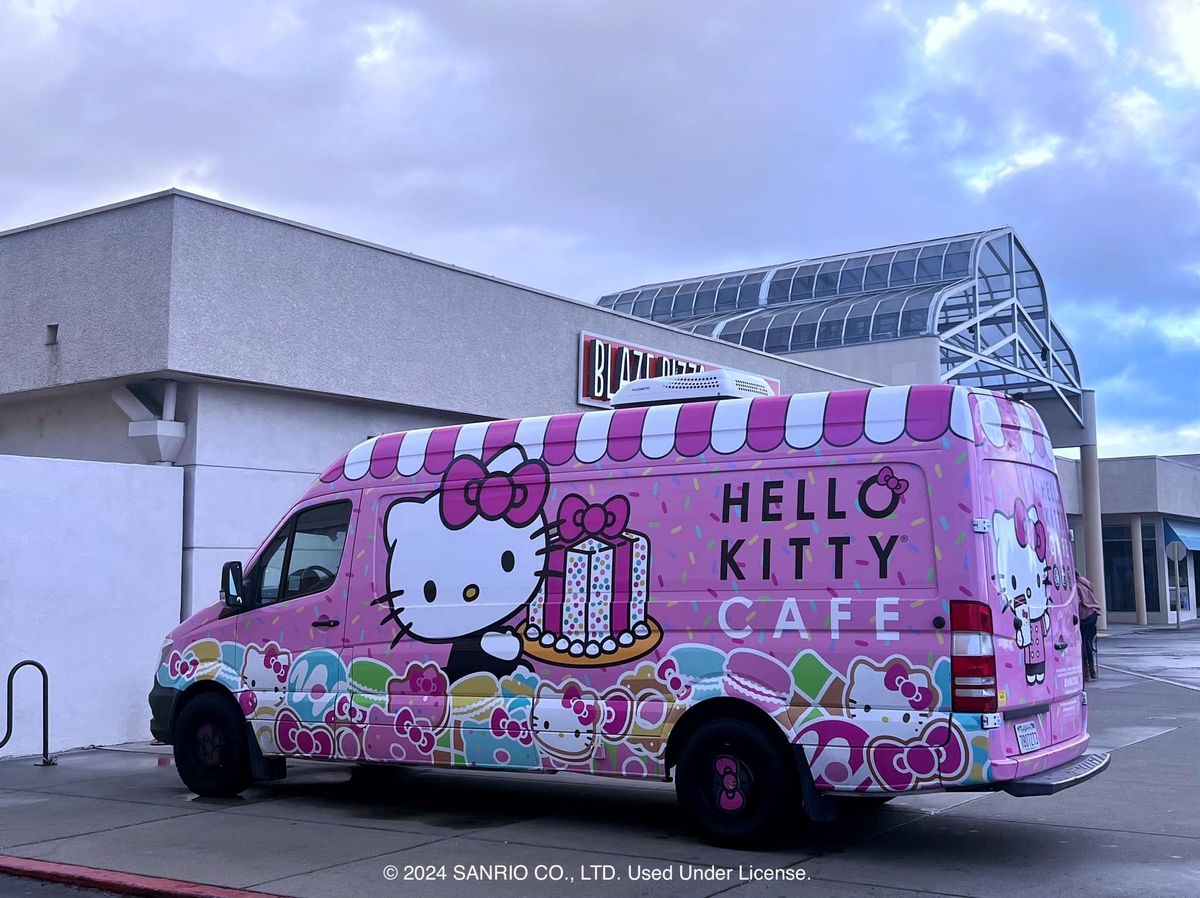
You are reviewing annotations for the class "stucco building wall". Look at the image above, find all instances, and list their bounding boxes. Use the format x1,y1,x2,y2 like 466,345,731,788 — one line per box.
0,454,182,757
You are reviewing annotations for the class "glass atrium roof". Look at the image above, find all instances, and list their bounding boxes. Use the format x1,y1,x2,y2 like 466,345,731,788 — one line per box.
597,228,1082,419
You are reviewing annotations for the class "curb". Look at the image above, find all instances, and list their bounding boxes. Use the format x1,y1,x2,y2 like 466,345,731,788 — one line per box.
0,855,287,898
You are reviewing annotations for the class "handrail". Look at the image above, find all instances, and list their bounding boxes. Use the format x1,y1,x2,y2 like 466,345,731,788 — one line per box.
0,660,57,766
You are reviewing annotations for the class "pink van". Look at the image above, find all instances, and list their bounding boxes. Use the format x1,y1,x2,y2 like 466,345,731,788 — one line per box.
150,376,1108,844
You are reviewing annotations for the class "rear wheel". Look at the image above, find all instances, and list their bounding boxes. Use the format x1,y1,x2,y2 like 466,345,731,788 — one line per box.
675,718,794,846
173,693,252,797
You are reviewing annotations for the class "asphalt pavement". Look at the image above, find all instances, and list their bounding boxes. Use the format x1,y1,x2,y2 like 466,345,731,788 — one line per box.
1,627,1198,898
0,874,115,898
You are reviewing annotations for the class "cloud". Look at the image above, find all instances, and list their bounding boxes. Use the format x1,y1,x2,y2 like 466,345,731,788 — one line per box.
1058,302,1200,352
1097,417,1200,458
956,136,1063,194
0,0,1196,455
1159,311,1200,350
1140,0,1200,89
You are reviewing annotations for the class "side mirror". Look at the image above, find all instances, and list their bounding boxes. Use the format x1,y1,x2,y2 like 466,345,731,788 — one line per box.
220,561,245,608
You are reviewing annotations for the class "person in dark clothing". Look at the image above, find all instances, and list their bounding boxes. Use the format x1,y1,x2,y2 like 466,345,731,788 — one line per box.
1077,575,1100,680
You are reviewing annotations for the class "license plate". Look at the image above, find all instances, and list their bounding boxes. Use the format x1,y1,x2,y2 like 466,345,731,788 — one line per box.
1015,720,1041,754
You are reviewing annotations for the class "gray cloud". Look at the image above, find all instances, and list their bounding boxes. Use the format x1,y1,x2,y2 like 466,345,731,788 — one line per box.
1,0,1196,453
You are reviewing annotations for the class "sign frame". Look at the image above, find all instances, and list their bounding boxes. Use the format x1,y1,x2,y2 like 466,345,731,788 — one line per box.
576,331,782,409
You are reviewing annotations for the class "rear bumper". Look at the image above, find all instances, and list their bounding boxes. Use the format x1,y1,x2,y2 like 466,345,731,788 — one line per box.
989,729,1090,782
1001,751,1110,796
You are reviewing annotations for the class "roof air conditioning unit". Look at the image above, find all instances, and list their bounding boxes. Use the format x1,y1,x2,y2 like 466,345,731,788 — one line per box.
610,371,775,408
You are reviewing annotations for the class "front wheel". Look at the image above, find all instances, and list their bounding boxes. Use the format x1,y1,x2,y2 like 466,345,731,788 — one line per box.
675,718,795,846
173,693,252,797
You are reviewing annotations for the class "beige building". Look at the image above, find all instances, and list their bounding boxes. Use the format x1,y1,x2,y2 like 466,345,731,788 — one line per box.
1,193,1195,631
1058,455,1199,626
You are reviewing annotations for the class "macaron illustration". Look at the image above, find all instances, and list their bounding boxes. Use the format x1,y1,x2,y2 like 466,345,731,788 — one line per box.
723,648,795,716
668,644,727,701
284,648,346,722
190,638,224,682
449,672,504,722
348,657,393,710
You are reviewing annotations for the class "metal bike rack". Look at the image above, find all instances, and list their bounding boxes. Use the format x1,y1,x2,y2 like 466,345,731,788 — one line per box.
1,660,57,766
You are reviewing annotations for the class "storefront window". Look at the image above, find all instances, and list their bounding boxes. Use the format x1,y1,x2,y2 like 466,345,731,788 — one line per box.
1168,547,1191,613
1102,523,1161,613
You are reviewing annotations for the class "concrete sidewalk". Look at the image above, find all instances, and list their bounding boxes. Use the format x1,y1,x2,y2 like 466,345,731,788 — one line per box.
2,632,1199,898
1099,626,1200,690
1101,619,1200,637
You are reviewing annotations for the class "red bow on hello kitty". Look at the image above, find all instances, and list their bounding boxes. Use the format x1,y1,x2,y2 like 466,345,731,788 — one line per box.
558,494,630,541
440,455,549,529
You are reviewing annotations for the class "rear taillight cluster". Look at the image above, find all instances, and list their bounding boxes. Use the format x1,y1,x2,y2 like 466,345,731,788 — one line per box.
950,601,997,713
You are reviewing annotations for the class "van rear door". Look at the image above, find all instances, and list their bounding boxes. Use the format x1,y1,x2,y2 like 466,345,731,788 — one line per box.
980,458,1082,757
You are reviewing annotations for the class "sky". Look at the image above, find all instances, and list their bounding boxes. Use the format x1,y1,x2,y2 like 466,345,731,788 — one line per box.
1,0,1197,457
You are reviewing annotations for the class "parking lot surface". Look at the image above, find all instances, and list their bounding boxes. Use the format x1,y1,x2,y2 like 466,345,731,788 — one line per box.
2,627,1198,898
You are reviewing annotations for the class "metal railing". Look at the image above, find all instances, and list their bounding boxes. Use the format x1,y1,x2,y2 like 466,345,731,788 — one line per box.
1,660,57,766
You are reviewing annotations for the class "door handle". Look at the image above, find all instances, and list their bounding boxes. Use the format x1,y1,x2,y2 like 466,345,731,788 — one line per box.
1054,639,1068,651
313,618,340,628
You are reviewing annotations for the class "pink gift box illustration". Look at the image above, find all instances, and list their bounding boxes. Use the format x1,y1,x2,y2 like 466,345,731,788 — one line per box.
525,494,659,665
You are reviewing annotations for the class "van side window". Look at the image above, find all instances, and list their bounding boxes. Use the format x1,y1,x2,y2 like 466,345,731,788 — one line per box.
239,533,288,607
241,500,352,608
283,502,352,599
254,534,289,605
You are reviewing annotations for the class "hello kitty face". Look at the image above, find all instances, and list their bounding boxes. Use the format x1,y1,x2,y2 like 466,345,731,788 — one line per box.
531,682,600,762
241,643,291,712
846,657,936,737
993,501,1050,637
378,447,550,644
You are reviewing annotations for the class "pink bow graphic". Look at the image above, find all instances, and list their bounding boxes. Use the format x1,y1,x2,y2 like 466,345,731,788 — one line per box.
558,494,630,542
168,651,198,680
1014,498,1048,562
884,662,935,711
714,756,747,812
440,454,549,530
490,707,533,745
560,683,600,727
263,645,288,683
878,466,909,496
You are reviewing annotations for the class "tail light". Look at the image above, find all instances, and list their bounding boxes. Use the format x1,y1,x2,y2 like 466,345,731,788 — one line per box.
950,600,997,713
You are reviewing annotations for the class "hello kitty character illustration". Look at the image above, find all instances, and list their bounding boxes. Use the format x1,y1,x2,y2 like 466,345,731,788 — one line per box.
375,446,550,682
239,642,291,717
531,682,600,763
993,498,1051,684
529,680,633,764
846,656,938,737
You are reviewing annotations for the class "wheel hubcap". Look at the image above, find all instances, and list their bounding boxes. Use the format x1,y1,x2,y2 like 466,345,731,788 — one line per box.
713,754,751,813
195,722,224,768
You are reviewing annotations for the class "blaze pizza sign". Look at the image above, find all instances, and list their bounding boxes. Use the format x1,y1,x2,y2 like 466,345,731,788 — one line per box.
577,331,780,408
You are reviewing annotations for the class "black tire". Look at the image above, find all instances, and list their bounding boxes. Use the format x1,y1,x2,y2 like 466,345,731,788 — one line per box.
173,692,252,797
675,718,795,846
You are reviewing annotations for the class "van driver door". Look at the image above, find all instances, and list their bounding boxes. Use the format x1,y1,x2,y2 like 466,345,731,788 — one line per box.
235,494,358,746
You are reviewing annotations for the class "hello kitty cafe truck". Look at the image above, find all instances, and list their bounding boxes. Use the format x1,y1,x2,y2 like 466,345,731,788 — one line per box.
150,373,1108,844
